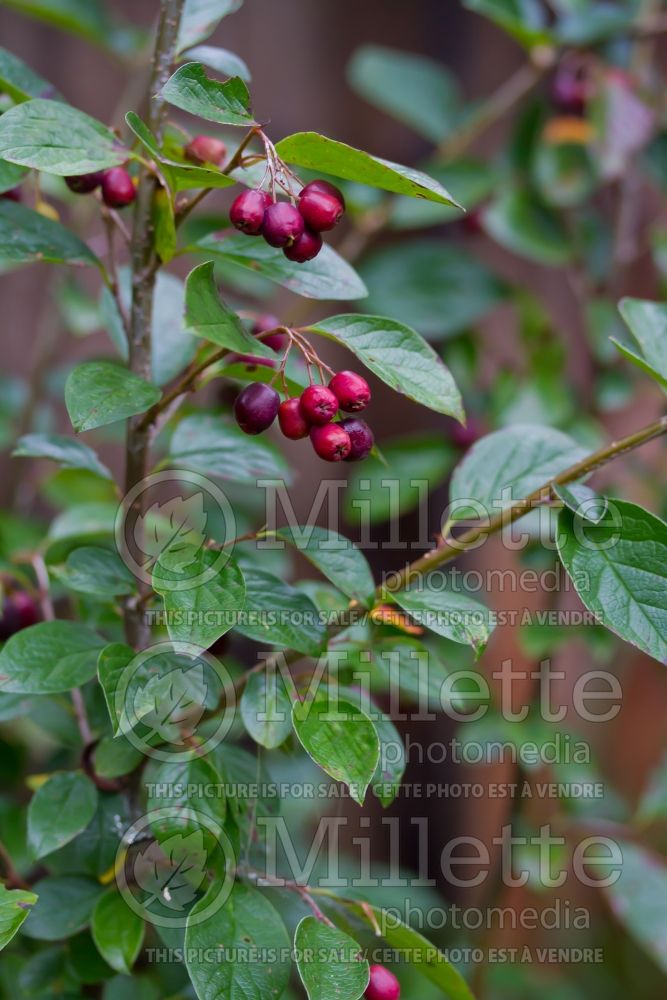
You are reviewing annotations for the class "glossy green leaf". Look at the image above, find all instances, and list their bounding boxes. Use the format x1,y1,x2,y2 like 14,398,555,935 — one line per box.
0,45,54,103
0,157,27,193
462,0,552,47
93,735,143,779
21,876,102,941
604,841,667,974
185,261,274,356
615,298,667,390
177,0,243,52
145,756,225,842
168,413,291,484
347,44,460,143
0,98,126,174
185,882,291,1000
161,63,255,126
276,132,460,206
308,314,464,421
292,694,380,805
236,566,326,655
557,501,667,664
91,890,144,975
240,668,293,748
0,200,100,267
151,271,198,385
372,714,405,807
13,432,114,480
183,43,251,81
65,361,161,433
394,583,495,654
449,424,587,520
194,232,368,301
482,189,573,265
55,546,136,598
0,620,106,694
28,771,98,859
295,917,369,1000
0,884,38,950
275,526,376,607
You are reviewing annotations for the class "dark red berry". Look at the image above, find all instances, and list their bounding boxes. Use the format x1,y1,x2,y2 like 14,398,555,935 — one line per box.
299,179,345,232
329,371,371,412
251,314,286,352
300,385,338,425
101,168,136,208
451,416,483,449
262,202,304,248
551,67,588,116
65,172,104,194
341,417,374,461
184,135,227,166
279,398,310,440
284,227,322,263
234,382,280,434
230,189,270,235
0,591,40,641
310,423,351,461
365,965,400,1000
1,186,22,202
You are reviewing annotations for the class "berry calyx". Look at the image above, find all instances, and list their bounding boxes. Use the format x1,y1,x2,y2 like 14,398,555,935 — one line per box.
184,135,227,166
0,591,40,641
299,179,345,232
284,227,322,263
252,314,286,352
262,202,304,248
234,382,280,435
101,167,136,208
299,384,338,425
65,172,104,194
365,965,400,1000
340,417,374,461
310,423,351,461
230,189,270,235
279,398,310,440
329,371,371,412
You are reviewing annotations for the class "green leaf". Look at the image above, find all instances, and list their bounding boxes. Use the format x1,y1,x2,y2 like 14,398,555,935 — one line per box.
13,432,114,480
183,44,251,82
161,63,255,127
0,98,127,174
347,44,461,144
604,842,667,975
236,566,326,655
168,413,291,484
294,917,369,1000
185,882,291,1000
151,271,198,385
557,501,667,664
394,583,495,655
240,668,293,748
93,735,143,779
482,189,573,265
126,111,236,194
21,876,102,941
0,884,38,951
0,157,28,194
55,546,136,598
449,424,587,520
65,361,161,433
372,714,405,808
359,241,504,338
0,0,141,55
145,756,225,843
0,45,55,103
152,186,177,264
177,0,243,52
27,771,98,859
0,200,100,267
553,482,609,523
275,526,375,608
344,432,456,525
185,261,274,356
308,314,464,422
153,547,246,648
0,620,106,694
615,298,667,390
91,890,144,975
194,232,368,301
292,694,380,805
462,0,552,47
276,132,460,206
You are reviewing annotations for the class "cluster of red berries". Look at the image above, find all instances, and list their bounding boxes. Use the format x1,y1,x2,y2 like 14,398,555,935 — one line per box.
365,965,400,1000
234,367,374,462
229,179,345,264
66,167,136,208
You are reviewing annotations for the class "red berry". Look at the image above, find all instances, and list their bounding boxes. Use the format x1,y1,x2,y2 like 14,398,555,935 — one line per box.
299,180,345,232
300,385,338,425
284,227,322,263
451,416,483,449
65,172,104,194
251,314,286,352
1,186,22,202
234,383,280,434
365,965,400,1000
230,189,270,235
279,398,310,440
184,135,227,166
329,371,371,412
262,202,304,248
340,417,374,461
0,592,40,641
551,67,588,116
310,423,351,461
101,168,136,208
